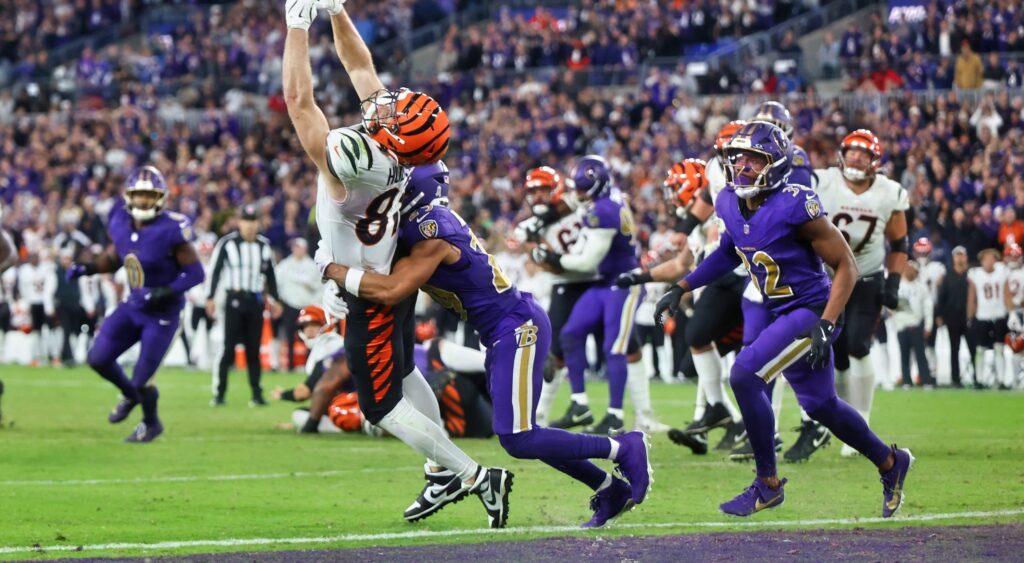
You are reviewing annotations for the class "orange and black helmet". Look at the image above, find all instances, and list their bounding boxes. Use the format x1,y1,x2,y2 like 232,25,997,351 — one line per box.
839,128,883,180
714,120,746,155
363,89,450,166
525,166,563,215
664,158,708,211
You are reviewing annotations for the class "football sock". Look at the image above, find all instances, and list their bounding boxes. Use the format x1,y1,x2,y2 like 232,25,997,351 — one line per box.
402,366,443,427
807,396,890,467
693,349,724,405
92,361,141,403
728,362,777,479
438,340,487,373
606,353,627,409
626,359,651,415
140,385,159,425
994,343,1008,387
535,368,564,424
847,355,875,422
498,428,612,461
542,459,609,491
770,378,785,433
570,392,589,406
378,398,478,482
693,378,707,419
606,407,624,419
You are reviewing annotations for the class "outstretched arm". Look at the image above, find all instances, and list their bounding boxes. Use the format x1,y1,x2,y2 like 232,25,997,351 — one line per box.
323,2,385,100
282,2,334,187
0,229,17,273
323,239,451,305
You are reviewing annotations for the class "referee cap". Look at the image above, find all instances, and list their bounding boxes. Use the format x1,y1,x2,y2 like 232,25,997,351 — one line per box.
240,203,259,221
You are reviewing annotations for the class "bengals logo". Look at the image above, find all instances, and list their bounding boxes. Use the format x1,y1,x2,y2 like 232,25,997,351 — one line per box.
419,220,438,239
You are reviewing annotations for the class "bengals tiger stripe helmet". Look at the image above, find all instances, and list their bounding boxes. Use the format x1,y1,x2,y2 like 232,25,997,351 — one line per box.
362,89,450,166
664,158,708,214
297,305,344,345
839,129,883,182
714,120,746,157
1006,242,1023,269
524,166,562,217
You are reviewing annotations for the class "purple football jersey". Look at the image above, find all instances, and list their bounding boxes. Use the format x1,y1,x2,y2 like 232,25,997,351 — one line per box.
399,205,526,344
790,145,813,187
715,184,832,315
582,190,639,284
108,205,195,313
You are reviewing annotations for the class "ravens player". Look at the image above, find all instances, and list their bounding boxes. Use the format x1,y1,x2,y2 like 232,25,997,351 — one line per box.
68,166,205,442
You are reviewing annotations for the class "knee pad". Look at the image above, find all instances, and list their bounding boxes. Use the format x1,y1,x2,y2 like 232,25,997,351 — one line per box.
498,432,534,459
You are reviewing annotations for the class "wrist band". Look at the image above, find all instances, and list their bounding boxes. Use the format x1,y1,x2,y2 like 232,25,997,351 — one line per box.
345,268,365,297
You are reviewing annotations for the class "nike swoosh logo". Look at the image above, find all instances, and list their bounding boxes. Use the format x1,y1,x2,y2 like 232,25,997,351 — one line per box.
886,473,903,510
812,432,829,448
755,490,784,511
572,412,590,423
158,320,171,326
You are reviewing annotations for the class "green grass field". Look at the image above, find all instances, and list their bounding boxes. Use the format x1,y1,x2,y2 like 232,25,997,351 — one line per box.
1,365,1022,560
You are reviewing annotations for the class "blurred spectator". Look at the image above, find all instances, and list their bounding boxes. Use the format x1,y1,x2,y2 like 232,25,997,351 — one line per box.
818,31,840,79
954,41,983,90
998,207,1024,247
275,238,321,372
893,261,935,387
937,246,970,387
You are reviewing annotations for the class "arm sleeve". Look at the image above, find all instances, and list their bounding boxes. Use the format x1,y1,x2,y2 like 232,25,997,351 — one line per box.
206,237,228,298
923,287,934,332
168,257,205,294
684,229,742,290
559,228,616,273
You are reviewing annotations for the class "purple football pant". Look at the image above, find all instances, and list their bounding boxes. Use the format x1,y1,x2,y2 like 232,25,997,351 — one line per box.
729,307,891,478
560,285,643,409
88,304,179,423
489,297,613,491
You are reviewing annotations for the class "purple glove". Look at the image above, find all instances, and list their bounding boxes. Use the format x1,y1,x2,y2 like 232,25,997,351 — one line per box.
66,263,93,281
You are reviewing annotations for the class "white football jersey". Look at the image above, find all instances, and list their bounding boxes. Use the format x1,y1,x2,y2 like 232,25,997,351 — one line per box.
306,331,344,376
702,156,746,277
916,258,946,304
17,261,56,308
1006,266,1024,307
513,210,596,284
969,267,1008,320
814,168,909,277
316,126,409,274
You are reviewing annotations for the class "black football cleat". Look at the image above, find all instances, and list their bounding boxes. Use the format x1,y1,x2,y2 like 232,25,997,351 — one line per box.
681,402,732,434
668,428,708,455
783,421,831,463
715,422,746,452
471,467,514,529
586,412,626,436
729,434,783,462
549,401,594,429
404,464,469,523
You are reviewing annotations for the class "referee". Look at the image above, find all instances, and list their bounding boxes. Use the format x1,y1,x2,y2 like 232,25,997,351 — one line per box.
206,204,282,406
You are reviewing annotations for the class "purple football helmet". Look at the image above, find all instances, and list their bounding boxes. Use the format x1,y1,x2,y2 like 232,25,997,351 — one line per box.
723,122,792,200
124,166,168,222
401,160,450,216
565,155,612,205
752,100,794,139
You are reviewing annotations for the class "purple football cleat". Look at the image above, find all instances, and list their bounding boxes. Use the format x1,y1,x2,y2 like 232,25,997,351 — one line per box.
582,477,635,528
880,445,914,518
108,396,139,424
124,420,163,443
613,431,653,504
720,477,787,517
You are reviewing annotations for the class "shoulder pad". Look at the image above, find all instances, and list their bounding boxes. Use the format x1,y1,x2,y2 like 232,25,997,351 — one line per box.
585,198,620,229
404,206,464,243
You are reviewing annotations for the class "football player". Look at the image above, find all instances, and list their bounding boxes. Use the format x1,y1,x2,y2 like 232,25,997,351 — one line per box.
67,166,205,442
1002,243,1024,389
515,168,665,433
968,248,1009,389
654,121,913,518
799,128,909,460
283,0,509,526
322,161,653,529
0,200,16,425
617,127,755,456
911,238,945,378
531,156,646,436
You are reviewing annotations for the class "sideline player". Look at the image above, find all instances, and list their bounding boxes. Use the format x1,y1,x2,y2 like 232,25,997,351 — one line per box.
68,167,205,442
0,200,17,424
796,129,909,460
531,156,644,436
968,248,1009,388
323,162,653,529
654,121,913,518
282,0,509,526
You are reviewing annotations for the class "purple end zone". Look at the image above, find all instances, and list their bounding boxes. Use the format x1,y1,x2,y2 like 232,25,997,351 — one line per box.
58,524,1024,562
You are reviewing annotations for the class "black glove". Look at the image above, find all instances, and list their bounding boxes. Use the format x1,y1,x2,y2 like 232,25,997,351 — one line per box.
531,246,562,268
523,221,545,244
615,269,653,288
654,285,685,328
806,319,836,369
882,274,900,309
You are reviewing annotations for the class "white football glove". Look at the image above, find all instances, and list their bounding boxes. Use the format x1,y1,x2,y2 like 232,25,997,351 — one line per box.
322,283,349,320
285,0,317,30
315,0,346,16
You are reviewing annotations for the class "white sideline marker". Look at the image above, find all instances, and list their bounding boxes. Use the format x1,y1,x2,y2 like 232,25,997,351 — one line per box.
2,508,1023,555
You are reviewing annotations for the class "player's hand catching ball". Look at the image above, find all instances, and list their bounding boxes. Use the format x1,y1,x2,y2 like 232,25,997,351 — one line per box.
315,0,346,15
807,319,836,369
654,284,686,328
616,269,653,288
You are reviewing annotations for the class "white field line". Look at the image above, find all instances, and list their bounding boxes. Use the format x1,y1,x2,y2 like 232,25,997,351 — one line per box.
0,467,411,486
1,508,1022,555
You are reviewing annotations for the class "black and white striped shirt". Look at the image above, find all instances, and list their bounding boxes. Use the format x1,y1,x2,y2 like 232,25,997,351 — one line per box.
207,232,279,299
